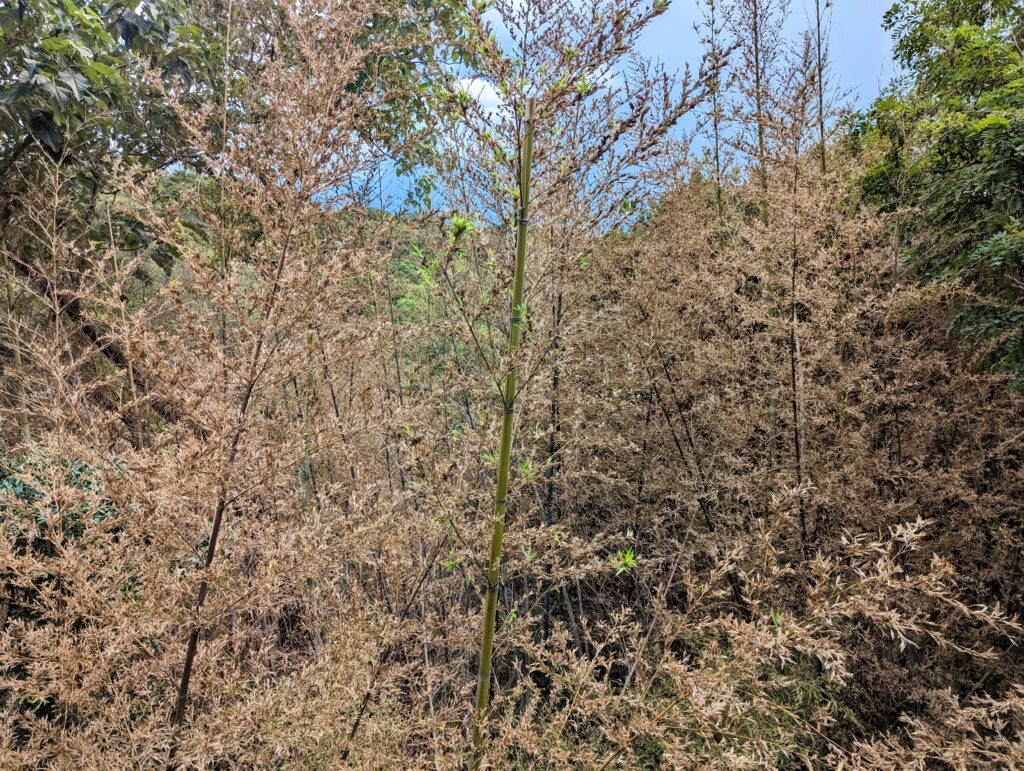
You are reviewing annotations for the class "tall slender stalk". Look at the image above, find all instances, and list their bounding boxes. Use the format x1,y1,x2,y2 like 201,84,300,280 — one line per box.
107,210,144,449
790,229,807,553
168,3,236,751
705,0,726,238
542,239,564,639
3,257,30,446
750,0,769,225
745,0,780,472
814,0,827,174
789,140,808,554
169,230,292,745
217,0,234,399
471,96,536,767
0,257,26,636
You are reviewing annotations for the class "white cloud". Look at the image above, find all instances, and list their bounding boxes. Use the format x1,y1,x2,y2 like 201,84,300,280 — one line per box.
456,78,505,116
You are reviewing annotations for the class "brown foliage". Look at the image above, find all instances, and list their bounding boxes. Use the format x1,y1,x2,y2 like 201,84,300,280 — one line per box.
1,0,1022,768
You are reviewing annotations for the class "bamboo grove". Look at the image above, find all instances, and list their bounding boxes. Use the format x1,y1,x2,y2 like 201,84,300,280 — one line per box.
1,0,1023,768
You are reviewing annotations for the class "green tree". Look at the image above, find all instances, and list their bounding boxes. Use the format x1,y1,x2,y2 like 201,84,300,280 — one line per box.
856,0,1024,380
0,0,199,178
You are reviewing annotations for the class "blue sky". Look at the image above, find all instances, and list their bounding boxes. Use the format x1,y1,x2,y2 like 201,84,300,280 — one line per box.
380,0,901,206
640,0,898,111
475,0,901,109
464,0,901,137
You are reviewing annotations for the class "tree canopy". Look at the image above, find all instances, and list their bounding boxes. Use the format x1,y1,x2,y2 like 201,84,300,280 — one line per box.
858,0,1024,379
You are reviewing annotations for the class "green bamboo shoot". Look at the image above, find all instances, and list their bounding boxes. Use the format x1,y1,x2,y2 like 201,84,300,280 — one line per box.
471,96,536,766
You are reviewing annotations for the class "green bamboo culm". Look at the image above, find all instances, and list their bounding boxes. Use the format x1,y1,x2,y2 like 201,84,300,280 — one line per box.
471,95,536,768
